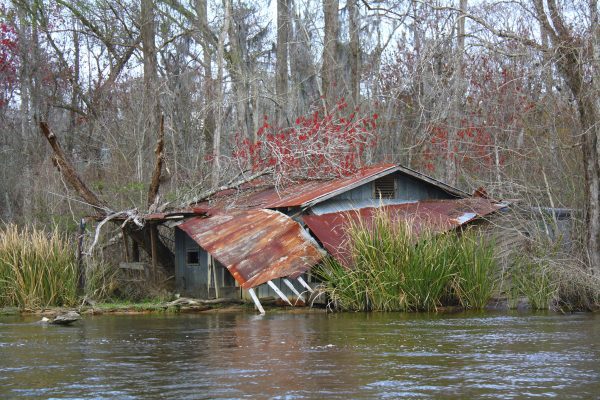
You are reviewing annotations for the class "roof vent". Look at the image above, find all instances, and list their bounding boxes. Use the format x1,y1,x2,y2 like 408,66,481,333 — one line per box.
373,175,395,199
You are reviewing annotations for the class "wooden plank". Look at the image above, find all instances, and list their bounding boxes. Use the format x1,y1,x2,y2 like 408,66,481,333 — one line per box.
283,278,305,303
248,288,265,314
297,276,314,293
119,262,147,271
267,280,293,306
76,219,86,294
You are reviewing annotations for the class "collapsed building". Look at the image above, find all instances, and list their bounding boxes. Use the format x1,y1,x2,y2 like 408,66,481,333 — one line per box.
136,164,505,313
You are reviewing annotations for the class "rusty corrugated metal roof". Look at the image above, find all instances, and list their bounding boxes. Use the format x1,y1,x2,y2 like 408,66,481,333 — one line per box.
178,209,323,289
192,164,399,213
302,198,504,265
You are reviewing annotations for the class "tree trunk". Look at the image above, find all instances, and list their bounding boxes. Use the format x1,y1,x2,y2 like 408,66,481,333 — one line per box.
70,17,80,131
226,4,254,138
141,0,161,198
290,8,319,112
322,0,339,106
141,0,158,94
446,0,467,187
348,0,360,106
532,0,600,273
276,0,290,125
196,0,216,157
579,96,600,274
211,0,231,188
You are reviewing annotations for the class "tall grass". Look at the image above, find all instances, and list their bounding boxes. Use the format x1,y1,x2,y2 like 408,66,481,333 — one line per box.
508,253,600,311
510,258,556,310
315,210,497,312
451,235,497,309
0,224,78,309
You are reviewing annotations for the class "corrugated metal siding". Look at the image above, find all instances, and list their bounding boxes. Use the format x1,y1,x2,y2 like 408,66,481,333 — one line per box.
396,173,456,201
310,172,457,215
178,209,324,289
175,228,210,298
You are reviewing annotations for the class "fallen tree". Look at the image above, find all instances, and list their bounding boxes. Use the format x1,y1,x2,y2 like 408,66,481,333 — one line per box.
40,121,175,276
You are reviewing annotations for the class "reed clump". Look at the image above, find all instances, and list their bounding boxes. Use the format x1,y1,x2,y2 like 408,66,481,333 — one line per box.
0,224,78,309
315,210,497,312
508,253,600,311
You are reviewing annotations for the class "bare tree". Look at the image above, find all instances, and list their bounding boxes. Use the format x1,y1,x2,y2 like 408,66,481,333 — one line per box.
529,0,599,273
348,0,360,106
276,0,291,125
322,0,339,105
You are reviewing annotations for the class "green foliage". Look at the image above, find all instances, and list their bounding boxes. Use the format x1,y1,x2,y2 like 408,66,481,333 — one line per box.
451,235,497,309
315,210,497,312
0,224,78,309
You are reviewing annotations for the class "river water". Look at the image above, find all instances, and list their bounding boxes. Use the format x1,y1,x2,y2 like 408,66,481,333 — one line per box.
1,310,599,399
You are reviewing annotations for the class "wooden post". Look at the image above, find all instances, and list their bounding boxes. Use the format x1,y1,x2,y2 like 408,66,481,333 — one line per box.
267,280,292,306
212,259,220,299
132,240,140,262
297,276,314,293
283,278,305,303
122,229,130,262
76,219,86,294
248,288,265,314
150,224,158,283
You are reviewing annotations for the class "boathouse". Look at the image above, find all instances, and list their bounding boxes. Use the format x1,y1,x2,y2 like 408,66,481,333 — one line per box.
157,164,505,311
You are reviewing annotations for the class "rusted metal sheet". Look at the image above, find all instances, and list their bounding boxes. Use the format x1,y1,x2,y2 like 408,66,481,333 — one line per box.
178,209,323,289
192,164,398,213
303,198,505,265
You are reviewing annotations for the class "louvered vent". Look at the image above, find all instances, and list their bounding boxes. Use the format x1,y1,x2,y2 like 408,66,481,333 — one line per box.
373,176,396,199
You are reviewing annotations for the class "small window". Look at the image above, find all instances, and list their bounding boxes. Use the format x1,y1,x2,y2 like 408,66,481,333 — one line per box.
373,176,395,199
186,250,199,265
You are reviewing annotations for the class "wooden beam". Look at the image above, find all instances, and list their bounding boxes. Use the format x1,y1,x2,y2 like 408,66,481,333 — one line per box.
267,280,293,306
150,224,158,283
297,276,314,293
283,278,305,303
248,288,265,314
76,219,86,294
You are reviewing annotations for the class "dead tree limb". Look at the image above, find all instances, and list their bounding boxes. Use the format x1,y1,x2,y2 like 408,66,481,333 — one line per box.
40,122,175,275
147,114,165,209
185,169,271,206
40,122,108,214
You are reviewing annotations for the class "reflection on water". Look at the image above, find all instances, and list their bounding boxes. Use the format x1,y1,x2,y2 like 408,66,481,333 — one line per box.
1,311,599,399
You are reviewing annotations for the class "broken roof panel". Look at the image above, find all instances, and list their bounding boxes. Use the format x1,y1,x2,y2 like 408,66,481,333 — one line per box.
302,198,505,265
178,209,323,289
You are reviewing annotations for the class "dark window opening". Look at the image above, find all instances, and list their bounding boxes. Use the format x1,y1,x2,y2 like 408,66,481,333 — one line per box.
373,176,396,199
223,269,236,287
186,250,199,265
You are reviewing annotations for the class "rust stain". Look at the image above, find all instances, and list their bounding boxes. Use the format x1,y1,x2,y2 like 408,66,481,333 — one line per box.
192,164,398,213
303,198,504,265
178,209,323,289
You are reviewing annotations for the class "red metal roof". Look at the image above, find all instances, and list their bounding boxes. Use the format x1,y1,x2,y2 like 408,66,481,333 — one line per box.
193,164,399,213
302,198,504,265
178,209,324,289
